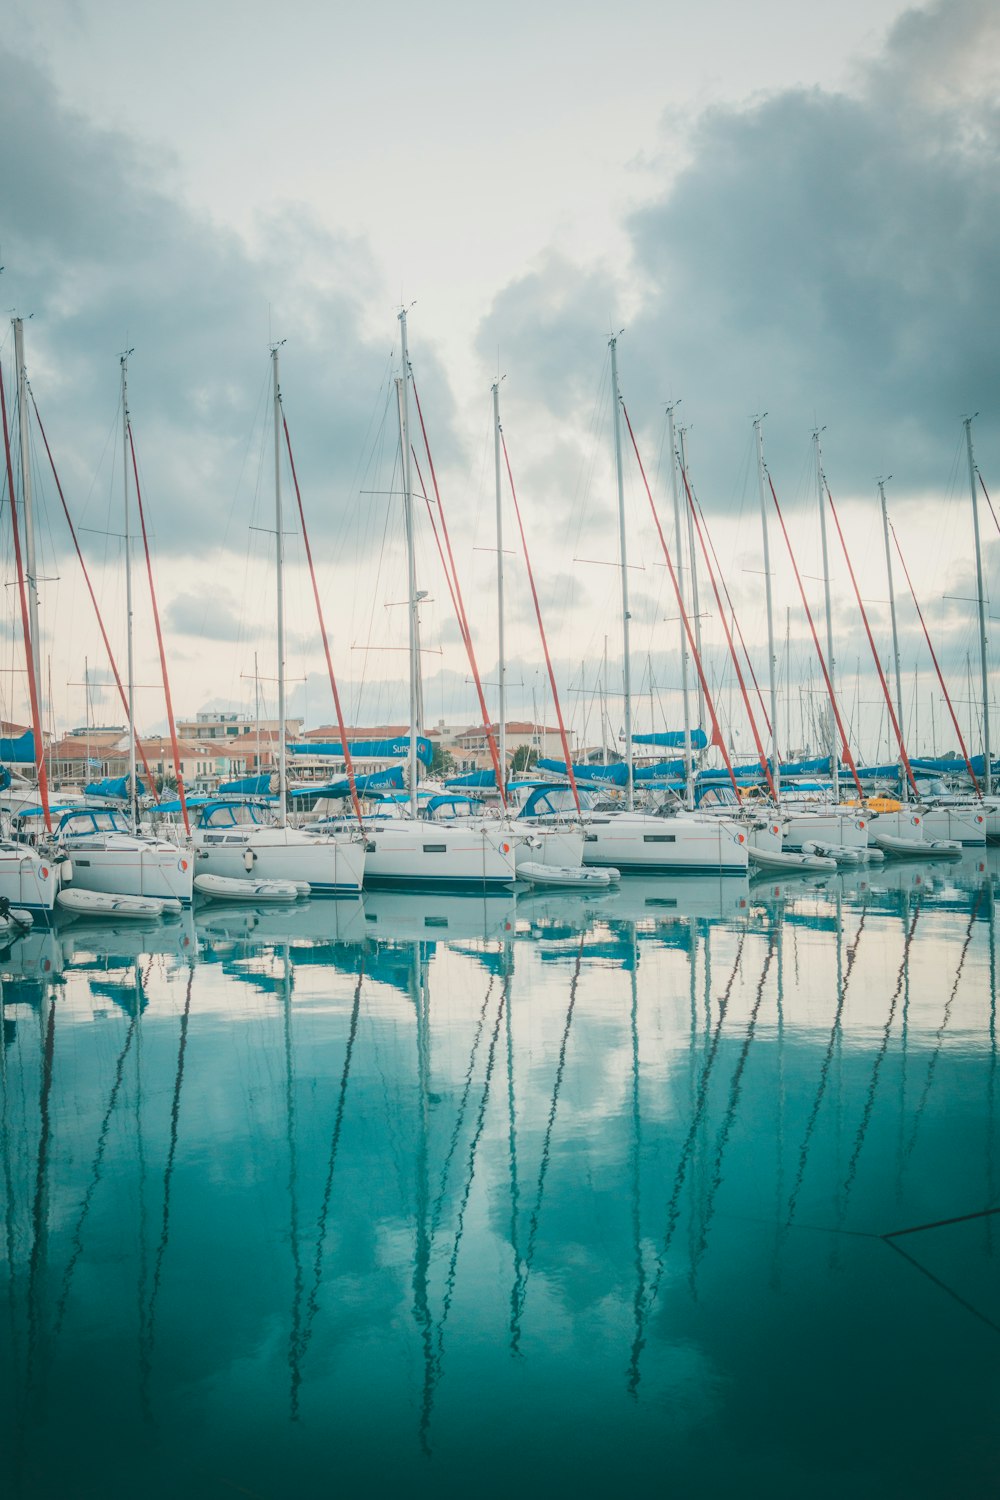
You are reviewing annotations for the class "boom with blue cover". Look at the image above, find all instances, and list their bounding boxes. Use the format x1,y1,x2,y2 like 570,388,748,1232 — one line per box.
289,736,433,767
444,769,500,789
220,773,278,796
85,775,146,799
632,729,708,751
0,729,37,763
290,764,406,798
537,759,628,785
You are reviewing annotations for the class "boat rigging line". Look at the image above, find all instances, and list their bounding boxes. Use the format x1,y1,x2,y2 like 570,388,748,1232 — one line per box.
767,473,866,799
618,397,744,798
822,481,918,799
128,423,188,832
281,410,364,828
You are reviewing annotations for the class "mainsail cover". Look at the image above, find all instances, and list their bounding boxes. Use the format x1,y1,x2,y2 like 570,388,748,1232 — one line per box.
0,729,37,763
289,736,433,767
631,729,708,751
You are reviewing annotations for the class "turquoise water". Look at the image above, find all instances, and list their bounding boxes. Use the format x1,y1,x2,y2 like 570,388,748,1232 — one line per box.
2,859,998,1499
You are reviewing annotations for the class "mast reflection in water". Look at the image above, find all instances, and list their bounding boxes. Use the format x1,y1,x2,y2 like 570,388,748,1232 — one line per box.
1,860,998,1498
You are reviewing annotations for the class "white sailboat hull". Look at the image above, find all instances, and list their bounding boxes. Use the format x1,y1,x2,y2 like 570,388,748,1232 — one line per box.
919,806,987,846
579,813,749,874
781,810,869,852
60,834,194,904
193,825,364,894
0,844,62,918
361,821,517,889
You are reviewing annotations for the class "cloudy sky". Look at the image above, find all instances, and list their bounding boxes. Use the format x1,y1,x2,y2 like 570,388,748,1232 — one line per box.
2,0,998,760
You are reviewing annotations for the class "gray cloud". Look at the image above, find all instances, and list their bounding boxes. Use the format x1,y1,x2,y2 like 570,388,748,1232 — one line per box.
165,589,245,643
477,0,1000,511
1,48,460,558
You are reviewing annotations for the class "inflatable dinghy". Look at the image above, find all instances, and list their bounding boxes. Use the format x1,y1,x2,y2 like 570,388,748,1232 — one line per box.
800,841,864,865
194,873,301,903
517,862,618,888
749,847,837,874
57,889,167,920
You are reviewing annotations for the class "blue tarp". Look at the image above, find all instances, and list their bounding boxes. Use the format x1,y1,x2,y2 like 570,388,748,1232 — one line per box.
632,729,708,751
289,736,433,767
0,729,37,763
85,775,146,799
537,759,629,785
220,773,276,795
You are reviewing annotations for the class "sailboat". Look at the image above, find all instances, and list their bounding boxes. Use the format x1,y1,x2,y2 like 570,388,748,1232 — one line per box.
190,345,365,895
0,319,68,918
561,339,749,876
315,312,517,891
32,349,195,907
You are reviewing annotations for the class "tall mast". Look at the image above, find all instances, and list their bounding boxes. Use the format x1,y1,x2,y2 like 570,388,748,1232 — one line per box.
121,350,138,832
784,607,791,758
271,344,288,828
493,381,507,790
13,320,43,720
814,430,839,800
397,308,419,817
754,417,780,801
668,404,693,808
878,478,907,799
609,336,633,809
966,417,991,794
677,426,705,734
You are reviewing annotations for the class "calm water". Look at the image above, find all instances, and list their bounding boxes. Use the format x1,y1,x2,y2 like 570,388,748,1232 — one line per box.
2,857,998,1499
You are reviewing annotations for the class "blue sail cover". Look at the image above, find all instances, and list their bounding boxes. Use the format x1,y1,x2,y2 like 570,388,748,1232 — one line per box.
634,759,685,780
291,764,406,798
445,769,500,789
289,736,433,767
85,775,146,799
0,729,37,763
781,756,835,776
537,759,628,786
632,729,708,751
219,773,277,796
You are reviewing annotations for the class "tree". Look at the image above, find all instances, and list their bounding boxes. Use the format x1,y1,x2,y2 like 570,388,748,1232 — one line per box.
429,742,456,778
510,744,538,775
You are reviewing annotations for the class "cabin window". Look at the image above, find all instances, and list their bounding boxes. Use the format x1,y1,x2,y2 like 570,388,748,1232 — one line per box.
422,844,447,854
584,834,598,842
643,834,676,843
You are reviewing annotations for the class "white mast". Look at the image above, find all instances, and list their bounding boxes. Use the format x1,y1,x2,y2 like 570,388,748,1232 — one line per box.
13,319,43,724
754,417,780,801
878,478,906,799
121,349,138,832
271,344,288,828
609,336,633,809
677,426,705,737
493,380,507,790
814,429,839,800
966,417,991,795
668,404,693,808
397,308,419,817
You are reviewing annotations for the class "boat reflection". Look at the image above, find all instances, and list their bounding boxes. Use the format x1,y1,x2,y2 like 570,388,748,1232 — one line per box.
0,858,997,1496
